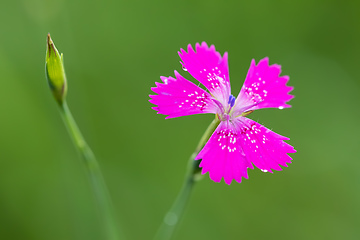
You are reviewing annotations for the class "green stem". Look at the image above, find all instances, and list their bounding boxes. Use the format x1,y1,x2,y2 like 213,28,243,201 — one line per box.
154,118,220,240
60,101,122,240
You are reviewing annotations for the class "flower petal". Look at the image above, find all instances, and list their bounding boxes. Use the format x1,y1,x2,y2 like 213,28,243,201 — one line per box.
150,71,220,119
196,120,253,185
178,42,230,104
196,117,295,184
234,57,294,114
237,118,295,174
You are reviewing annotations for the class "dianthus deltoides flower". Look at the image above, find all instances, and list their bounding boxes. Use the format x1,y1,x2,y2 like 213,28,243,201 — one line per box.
150,42,295,185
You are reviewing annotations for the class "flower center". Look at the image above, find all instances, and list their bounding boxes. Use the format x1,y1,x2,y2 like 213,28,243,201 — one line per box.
217,94,236,122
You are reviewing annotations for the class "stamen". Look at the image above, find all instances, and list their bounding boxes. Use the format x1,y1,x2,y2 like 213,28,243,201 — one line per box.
228,94,236,108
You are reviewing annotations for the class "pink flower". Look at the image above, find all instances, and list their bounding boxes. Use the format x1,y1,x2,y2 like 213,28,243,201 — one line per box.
150,42,296,185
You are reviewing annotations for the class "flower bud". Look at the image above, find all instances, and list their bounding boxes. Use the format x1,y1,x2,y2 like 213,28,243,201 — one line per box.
45,33,67,105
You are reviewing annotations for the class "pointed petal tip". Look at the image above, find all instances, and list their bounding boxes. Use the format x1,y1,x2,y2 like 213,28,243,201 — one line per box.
251,58,256,66
196,42,211,52
287,97,294,104
159,76,168,82
201,41,208,48
234,178,243,184
174,70,184,80
288,148,297,153
223,51,228,59
257,57,269,66
272,63,282,72
179,48,187,56
280,163,288,168
194,42,200,51
283,103,292,108
150,86,158,92
188,43,195,52
164,115,176,119
149,99,159,106
225,180,232,185
209,170,222,183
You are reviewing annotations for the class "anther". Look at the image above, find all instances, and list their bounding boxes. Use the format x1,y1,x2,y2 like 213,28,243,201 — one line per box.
228,94,236,108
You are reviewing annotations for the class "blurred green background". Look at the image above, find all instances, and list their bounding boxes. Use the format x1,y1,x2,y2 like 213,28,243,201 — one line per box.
1,0,359,239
